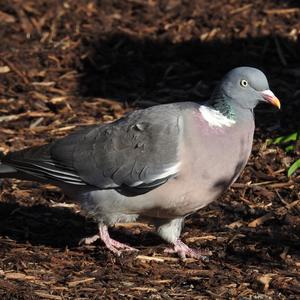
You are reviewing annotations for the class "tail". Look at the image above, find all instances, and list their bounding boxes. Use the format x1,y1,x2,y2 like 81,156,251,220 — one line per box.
0,151,18,177
0,162,19,178
0,146,53,182
0,143,85,187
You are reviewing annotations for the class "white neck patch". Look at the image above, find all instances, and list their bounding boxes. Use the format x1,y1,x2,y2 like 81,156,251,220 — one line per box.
199,105,236,128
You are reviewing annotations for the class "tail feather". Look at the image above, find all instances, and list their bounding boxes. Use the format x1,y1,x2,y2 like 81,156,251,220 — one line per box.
0,146,53,182
0,162,18,177
0,144,86,186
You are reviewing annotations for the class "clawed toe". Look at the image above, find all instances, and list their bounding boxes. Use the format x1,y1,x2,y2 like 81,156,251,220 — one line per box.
110,239,139,252
79,234,100,245
81,224,138,255
164,239,211,261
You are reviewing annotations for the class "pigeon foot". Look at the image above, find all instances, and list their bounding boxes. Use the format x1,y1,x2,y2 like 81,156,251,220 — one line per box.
80,224,138,255
164,239,210,260
99,224,138,255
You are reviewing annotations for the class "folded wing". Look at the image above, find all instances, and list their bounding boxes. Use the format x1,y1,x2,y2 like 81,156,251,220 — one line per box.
3,104,184,196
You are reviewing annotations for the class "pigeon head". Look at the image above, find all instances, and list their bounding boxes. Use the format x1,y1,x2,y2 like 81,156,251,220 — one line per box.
210,67,280,119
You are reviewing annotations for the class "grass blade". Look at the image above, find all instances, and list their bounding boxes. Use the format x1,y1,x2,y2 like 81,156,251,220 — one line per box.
288,159,300,177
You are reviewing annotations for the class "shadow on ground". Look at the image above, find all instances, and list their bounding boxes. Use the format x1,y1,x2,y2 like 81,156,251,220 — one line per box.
78,34,300,132
0,200,163,249
0,196,299,264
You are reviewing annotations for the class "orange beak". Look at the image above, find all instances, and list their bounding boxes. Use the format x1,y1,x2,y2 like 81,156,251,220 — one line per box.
261,89,281,109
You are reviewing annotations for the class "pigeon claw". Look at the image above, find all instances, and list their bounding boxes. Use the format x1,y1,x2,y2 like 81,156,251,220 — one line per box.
79,224,138,255
164,239,211,261
104,239,139,256
79,234,100,245
99,224,138,255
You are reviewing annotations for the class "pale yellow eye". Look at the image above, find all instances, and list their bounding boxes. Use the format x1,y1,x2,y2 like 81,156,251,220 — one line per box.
240,79,248,87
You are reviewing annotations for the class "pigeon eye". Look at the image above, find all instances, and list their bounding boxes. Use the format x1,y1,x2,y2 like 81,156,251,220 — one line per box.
240,79,248,87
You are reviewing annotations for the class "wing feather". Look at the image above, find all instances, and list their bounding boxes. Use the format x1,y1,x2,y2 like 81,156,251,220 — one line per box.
3,103,192,195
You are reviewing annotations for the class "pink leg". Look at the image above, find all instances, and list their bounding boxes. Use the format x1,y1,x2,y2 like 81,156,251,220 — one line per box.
164,239,211,260
80,224,138,256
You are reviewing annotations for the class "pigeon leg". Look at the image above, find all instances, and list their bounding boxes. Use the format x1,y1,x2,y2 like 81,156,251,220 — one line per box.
164,239,210,260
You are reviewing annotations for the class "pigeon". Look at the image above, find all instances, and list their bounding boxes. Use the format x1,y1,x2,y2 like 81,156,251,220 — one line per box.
0,67,280,259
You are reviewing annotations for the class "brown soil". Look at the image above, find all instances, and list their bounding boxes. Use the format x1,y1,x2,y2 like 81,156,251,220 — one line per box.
0,0,299,299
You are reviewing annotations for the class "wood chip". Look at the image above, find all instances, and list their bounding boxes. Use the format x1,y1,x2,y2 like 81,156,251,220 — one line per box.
257,273,275,290
50,96,69,104
0,115,20,123
0,57,29,84
230,4,253,15
248,213,274,228
49,201,77,208
5,272,36,281
67,277,95,287
136,255,165,262
0,112,54,123
264,8,300,15
131,287,158,292
31,81,56,87
30,117,44,128
186,235,217,242
286,199,300,210
151,279,172,284
0,66,10,74
226,220,244,229
233,181,294,189
136,255,196,263
0,11,16,23
51,125,76,133
34,292,62,300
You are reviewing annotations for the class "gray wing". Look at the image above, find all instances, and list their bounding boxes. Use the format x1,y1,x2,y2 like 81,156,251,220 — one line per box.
3,103,185,196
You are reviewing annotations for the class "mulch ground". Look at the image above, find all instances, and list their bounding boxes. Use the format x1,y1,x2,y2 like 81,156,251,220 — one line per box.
0,0,299,299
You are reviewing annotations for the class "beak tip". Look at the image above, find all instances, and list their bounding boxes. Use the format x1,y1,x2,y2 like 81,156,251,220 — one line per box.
273,98,281,110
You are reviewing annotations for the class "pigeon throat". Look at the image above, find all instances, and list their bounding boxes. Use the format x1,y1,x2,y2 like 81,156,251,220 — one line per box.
209,96,236,121
199,92,236,128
